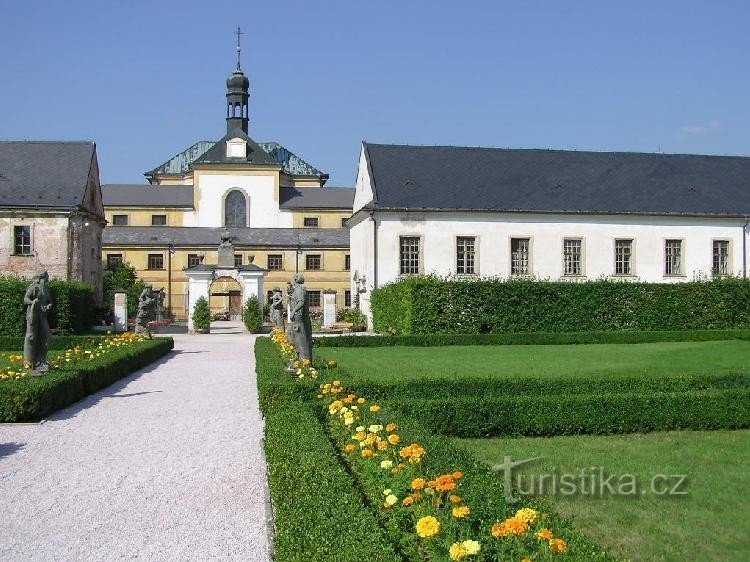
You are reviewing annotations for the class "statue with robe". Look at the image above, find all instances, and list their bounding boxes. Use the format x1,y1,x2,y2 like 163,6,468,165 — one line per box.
23,269,53,374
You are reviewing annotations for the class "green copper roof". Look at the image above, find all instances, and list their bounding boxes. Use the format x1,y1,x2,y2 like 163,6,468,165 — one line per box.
145,138,324,179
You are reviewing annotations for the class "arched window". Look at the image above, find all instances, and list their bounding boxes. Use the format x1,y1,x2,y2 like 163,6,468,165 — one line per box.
224,190,247,226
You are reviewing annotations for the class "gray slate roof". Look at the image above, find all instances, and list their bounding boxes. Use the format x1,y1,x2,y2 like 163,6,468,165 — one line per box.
363,143,750,217
279,186,354,209
0,141,95,208
103,226,349,248
102,184,194,207
192,128,280,168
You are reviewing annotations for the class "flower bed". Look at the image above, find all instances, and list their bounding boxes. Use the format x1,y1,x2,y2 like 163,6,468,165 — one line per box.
263,329,614,561
0,333,174,422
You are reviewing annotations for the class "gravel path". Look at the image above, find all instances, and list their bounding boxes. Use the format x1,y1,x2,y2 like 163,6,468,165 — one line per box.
0,323,272,561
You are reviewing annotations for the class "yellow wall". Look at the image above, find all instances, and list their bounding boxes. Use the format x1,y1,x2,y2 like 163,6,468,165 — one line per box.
105,207,188,227
291,210,351,229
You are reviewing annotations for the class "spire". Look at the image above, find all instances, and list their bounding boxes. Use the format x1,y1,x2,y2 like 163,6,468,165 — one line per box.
226,26,249,134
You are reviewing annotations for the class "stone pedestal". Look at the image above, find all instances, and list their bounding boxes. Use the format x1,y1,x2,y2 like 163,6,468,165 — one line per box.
113,291,128,332
323,289,337,328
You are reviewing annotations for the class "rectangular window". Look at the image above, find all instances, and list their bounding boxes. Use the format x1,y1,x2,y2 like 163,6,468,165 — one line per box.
266,290,274,303
148,254,164,270
510,238,530,275
307,290,321,308
151,214,167,226
344,289,352,308
106,253,123,269
665,239,683,276
399,236,421,275
712,240,730,276
187,254,202,268
456,236,476,275
341,217,348,227
267,254,283,270
13,225,32,255
234,254,243,267
344,254,351,271
112,214,128,226
305,254,321,270
563,238,582,276
303,217,319,227
615,239,633,275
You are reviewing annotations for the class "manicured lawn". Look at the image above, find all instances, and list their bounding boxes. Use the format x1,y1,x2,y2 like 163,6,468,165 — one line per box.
456,430,750,562
322,340,750,381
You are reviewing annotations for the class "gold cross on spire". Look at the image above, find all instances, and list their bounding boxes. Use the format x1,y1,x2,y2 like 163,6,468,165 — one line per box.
234,26,244,70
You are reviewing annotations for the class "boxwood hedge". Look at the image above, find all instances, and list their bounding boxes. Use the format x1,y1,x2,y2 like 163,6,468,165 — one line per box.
371,276,750,334
0,337,173,422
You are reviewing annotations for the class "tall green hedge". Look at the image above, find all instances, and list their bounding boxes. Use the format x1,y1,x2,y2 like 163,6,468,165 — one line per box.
371,276,750,334
0,276,95,336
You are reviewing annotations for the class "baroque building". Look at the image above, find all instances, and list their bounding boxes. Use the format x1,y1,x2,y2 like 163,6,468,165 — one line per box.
0,141,105,302
102,58,353,320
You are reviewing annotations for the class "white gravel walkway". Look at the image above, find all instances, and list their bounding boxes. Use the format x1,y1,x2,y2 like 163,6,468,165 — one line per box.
0,322,272,561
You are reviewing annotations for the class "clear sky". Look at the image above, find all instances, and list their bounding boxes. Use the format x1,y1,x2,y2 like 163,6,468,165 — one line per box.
2,0,748,187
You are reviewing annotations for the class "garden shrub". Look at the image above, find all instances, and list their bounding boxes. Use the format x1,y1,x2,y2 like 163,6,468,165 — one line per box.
315,329,750,348
242,295,263,333
0,336,173,422
102,260,146,318
0,276,95,336
192,296,211,332
371,276,750,334
335,308,368,331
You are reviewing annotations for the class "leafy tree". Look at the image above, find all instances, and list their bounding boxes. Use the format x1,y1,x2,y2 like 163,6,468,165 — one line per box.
243,295,263,333
103,261,146,318
192,296,211,332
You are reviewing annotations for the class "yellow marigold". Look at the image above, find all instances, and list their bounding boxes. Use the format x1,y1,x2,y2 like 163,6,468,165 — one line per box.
384,494,398,507
536,528,554,541
515,508,539,524
354,431,366,442
449,542,468,560
327,359,337,368
386,422,398,432
333,380,341,386
344,444,356,453
463,540,480,555
549,538,567,553
357,397,366,404
376,440,389,451
369,404,381,413
387,434,400,445
415,516,440,538
411,477,426,490
361,449,374,458
452,505,471,518
449,494,462,504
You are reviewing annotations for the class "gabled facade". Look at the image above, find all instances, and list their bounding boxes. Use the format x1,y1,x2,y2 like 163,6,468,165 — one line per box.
0,141,105,302
350,142,750,323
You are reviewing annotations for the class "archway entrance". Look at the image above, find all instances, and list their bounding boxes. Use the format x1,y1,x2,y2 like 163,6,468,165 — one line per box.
210,276,243,320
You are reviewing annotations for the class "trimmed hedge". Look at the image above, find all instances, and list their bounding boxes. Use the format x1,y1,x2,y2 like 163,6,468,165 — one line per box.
0,335,110,351
315,329,750,348
387,389,750,438
0,276,95,336
371,276,750,334
255,338,402,562
0,337,173,422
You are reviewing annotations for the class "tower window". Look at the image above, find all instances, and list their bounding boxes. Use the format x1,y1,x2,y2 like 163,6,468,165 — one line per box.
224,190,247,226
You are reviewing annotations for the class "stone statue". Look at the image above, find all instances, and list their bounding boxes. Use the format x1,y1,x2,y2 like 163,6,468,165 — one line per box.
135,285,157,334
155,288,166,322
217,228,235,268
23,269,53,374
270,288,285,328
287,273,312,364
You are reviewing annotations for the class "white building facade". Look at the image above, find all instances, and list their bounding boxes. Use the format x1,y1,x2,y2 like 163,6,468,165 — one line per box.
349,143,750,324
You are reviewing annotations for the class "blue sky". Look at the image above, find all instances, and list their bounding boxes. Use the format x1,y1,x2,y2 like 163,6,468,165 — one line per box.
2,0,748,186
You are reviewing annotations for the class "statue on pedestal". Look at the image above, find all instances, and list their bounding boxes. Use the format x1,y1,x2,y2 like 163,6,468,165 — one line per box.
23,270,53,374
286,273,312,365
270,288,285,328
135,285,157,334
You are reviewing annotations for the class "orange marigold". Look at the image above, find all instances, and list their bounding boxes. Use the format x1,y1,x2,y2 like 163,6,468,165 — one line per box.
549,538,567,553
411,477,426,490
435,474,457,492
452,471,464,480
491,516,529,538
449,494,462,504
386,422,398,432
387,434,400,445
402,496,414,507
361,449,374,458
536,528,554,541
344,444,356,453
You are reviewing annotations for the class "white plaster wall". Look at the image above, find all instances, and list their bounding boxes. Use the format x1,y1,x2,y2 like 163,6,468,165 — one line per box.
349,216,375,316
353,146,374,213
195,174,293,228
355,212,750,321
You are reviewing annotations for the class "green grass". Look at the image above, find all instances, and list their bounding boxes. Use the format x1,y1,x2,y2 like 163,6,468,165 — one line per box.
322,340,750,382
455,430,750,562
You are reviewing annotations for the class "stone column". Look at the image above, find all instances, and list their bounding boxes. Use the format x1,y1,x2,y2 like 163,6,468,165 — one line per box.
185,270,213,333
113,291,128,332
322,290,337,328
238,269,265,310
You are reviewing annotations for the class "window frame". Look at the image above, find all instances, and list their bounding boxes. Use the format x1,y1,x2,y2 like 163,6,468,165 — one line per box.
112,214,129,226
106,253,123,269
455,235,478,275
398,235,422,276
344,289,352,308
510,236,532,276
664,238,685,277
562,237,585,277
344,254,351,271
613,238,635,277
267,254,283,271
711,239,731,277
307,290,322,308
234,254,243,268
305,254,322,271
12,224,32,256
303,216,320,228
187,254,202,268
147,253,165,270
223,188,249,227
151,214,167,226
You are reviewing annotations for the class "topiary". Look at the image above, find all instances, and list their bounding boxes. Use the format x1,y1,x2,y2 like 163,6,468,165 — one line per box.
243,295,263,333
192,296,211,333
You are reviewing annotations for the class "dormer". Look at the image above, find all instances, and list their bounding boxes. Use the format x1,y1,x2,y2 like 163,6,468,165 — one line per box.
226,137,247,159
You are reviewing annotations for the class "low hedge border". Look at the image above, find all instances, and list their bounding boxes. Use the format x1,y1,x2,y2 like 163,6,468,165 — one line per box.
0,337,174,422
0,335,112,351
386,389,750,438
315,329,750,348
255,338,402,562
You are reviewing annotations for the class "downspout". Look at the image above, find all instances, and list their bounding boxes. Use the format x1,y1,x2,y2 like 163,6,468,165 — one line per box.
66,214,73,280
743,218,748,279
370,211,378,290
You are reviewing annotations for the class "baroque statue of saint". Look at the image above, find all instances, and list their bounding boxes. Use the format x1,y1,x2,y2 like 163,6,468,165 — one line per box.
286,273,312,363
270,288,285,328
23,269,53,374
